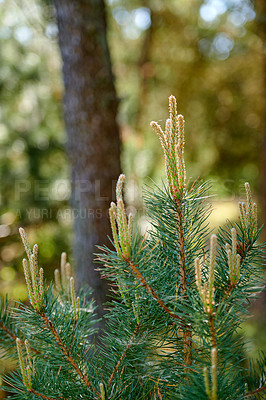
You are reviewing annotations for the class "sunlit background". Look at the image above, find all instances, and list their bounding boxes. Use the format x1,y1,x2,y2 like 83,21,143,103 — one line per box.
0,0,265,397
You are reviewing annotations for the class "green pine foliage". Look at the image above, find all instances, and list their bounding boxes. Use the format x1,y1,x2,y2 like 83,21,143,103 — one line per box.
1,96,265,399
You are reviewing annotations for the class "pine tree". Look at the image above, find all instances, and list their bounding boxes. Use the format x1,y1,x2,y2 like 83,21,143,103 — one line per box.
1,96,265,399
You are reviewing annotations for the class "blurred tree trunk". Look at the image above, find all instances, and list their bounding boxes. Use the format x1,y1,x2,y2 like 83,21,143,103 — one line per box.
254,0,266,325
54,0,121,324
256,0,266,237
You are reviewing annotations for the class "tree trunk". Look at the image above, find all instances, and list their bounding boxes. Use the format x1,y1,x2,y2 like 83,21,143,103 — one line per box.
255,0,266,237
54,0,121,324
255,0,266,326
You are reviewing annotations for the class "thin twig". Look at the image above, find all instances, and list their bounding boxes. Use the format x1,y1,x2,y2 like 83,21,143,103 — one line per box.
208,314,217,348
174,196,192,366
0,322,40,354
3,378,61,400
2,378,24,393
0,322,18,342
244,385,266,398
40,311,97,395
126,259,182,324
175,197,186,295
28,388,63,400
107,323,140,389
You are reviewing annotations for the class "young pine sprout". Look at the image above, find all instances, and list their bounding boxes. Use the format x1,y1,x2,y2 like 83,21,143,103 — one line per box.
239,182,258,239
19,228,44,312
109,174,134,259
195,234,217,314
150,95,186,196
16,338,32,390
225,228,241,285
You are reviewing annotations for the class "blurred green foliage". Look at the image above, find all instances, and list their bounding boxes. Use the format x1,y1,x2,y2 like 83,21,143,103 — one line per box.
108,0,263,191
0,0,72,303
0,0,265,397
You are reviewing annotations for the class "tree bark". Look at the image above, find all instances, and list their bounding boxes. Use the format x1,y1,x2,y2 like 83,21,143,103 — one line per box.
54,0,121,323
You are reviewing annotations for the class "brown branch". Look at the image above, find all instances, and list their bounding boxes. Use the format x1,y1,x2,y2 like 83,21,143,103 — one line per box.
28,388,63,400
244,385,266,398
107,323,139,389
3,379,62,399
0,322,40,355
208,314,217,349
2,378,24,393
148,375,178,387
0,322,18,342
183,330,192,366
171,361,197,374
174,196,192,366
126,259,182,324
219,282,237,306
175,197,187,295
40,311,97,395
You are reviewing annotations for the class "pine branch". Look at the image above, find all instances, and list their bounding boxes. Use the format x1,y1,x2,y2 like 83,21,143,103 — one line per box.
126,259,182,323
39,310,97,395
107,323,140,389
0,296,41,360
0,296,19,350
28,389,63,400
244,386,266,398
2,95,265,399
0,320,41,357
0,321,17,342
174,196,187,295
174,195,192,366
3,376,63,400
208,314,217,349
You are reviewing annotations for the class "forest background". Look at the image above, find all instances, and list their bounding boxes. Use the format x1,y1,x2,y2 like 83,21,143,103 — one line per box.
0,0,265,398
